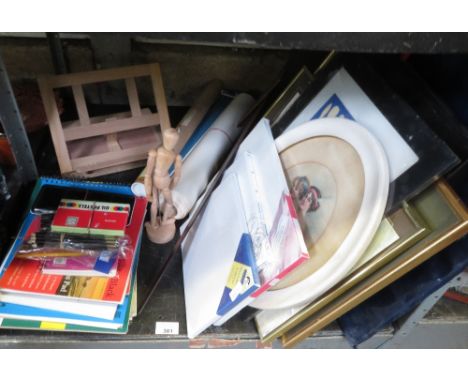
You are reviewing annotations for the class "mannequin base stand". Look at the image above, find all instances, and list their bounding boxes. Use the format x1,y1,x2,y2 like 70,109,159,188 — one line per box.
145,220,176,244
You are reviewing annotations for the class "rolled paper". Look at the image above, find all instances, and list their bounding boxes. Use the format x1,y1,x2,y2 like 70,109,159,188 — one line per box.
172,93,255,219
131,181,146,198
173,79,223,154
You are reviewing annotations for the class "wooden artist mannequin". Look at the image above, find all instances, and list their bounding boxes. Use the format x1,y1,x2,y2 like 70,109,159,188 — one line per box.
144,129,182,244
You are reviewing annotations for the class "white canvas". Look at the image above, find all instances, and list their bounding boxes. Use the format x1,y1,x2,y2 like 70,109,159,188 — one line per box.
182,119,298,338
182,172,247,338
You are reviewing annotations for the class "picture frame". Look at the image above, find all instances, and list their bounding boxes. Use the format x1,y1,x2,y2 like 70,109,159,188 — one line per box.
255,201,430,343
263,51,336,132
263,66,314,129
250,117,389,310
280,180,468,348
270,54,459,213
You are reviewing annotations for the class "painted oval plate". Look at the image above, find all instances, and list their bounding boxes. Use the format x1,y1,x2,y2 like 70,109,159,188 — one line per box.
250,118,389,309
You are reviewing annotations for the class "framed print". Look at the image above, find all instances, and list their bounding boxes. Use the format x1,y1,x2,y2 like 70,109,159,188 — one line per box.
271,54,459,213
264,51,336,131
250,117,389,310
351,203,429,271
378,55,468,161
281,180,468,348
286,67,418,183
255,202,430,343
263,66,314,129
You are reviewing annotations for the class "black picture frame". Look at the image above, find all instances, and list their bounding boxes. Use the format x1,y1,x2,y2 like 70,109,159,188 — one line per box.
271,53,460,213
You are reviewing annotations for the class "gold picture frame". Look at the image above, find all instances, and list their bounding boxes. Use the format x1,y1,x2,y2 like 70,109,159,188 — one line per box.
281,180,468,348
256,200,430,343
263,66,313,128
263,51,335,133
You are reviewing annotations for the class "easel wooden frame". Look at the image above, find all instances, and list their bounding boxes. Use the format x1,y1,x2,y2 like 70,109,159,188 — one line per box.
38,63,171,177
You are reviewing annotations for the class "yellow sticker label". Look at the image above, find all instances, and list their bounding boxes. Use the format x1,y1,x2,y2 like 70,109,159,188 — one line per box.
226,261,253,290
40,321,66,330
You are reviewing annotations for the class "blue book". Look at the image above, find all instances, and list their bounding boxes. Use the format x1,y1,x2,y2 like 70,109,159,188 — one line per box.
0,293,130,330
28,177,135,211
0,212,37,278
0,233,141,332
0,176,144,325
216,233,260,317
1,176,135,276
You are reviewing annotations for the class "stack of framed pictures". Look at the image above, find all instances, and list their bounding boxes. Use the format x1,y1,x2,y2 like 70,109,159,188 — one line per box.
253,53,467,347
255,201,430,341
269,53,459,212
280,181,468,347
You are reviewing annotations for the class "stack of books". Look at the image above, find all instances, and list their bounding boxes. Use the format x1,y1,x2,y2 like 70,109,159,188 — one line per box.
0,177,147,334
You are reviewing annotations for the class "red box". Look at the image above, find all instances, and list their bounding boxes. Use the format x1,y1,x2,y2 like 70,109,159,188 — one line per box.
51,199,94,234
89,201,130,236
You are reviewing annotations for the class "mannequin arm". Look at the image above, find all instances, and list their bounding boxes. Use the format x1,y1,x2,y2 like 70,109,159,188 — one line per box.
171,154,183,188
144,149,157,200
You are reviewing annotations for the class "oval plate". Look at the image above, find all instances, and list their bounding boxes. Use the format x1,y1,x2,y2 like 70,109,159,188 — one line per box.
250,118,389,309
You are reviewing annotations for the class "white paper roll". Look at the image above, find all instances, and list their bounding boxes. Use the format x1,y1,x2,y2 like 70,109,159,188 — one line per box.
172,93,255,219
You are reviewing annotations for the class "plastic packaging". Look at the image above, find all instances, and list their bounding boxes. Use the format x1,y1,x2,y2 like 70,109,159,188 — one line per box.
15,212,132,260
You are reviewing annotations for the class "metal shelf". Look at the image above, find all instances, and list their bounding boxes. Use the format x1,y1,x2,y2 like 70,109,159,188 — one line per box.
0,35,467,348
89,32,468,54
0,53,38,184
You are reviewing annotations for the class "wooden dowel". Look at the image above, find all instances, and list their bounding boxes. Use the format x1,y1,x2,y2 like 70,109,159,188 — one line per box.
72,85,90,125
71,143,156,172
45,64,154,88
125,78,142,117
37,78,73,173
64,113,160,141
150,63,172,133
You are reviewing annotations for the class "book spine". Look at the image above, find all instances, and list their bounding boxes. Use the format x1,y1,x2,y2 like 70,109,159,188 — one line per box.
0,213,37,278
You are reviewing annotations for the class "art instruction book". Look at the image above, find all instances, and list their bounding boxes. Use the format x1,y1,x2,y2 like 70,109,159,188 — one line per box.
0,235,141,334
0,306,131,335
0,282,136,334
216,233,261,317
0,177,146,319
0,280,131,329
214,191,308,326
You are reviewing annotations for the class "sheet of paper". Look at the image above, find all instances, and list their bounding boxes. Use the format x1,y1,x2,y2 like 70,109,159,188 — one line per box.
287,67,419,181
255,303,306,340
